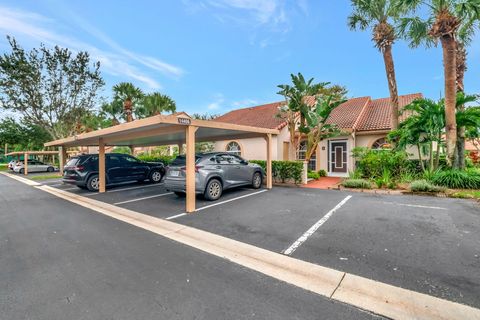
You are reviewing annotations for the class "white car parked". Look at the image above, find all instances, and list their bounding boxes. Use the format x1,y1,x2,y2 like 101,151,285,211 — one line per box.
13,160,57,174
7,160,18,170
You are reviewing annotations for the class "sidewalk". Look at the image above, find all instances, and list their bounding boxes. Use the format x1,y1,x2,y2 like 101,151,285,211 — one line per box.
302,177,341,189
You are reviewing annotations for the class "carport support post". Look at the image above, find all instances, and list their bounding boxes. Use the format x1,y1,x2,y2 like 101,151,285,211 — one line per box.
266,133,272,189
185,125,198,213
99,139,106,193
23,153,28,175
59,146,67,175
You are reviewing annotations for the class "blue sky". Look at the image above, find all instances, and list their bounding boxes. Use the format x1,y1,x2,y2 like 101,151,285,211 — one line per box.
0,0,479,116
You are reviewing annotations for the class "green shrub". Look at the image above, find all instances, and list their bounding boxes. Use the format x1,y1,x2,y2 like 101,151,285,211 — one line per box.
318,169,327,177
348,169,362,179
137,154,176,165
374,168,394,189
250,160,303,184
410,180,445,193
430,169,480,189
308,171,320,180
341,179,371,189
352,147,409,179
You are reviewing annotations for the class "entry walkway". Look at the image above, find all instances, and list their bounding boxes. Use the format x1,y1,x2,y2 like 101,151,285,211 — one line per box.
302,177,341,189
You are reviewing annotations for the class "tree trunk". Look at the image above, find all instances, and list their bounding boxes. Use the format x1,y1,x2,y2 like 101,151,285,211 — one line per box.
429,141,434,172
382,45,400,130
440,35,457,167
435,133,441,170
417,144,425,172
455,44,467,170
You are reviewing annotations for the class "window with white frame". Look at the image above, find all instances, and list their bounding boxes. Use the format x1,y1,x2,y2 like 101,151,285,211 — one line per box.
225,141,241,156
297,141,316,171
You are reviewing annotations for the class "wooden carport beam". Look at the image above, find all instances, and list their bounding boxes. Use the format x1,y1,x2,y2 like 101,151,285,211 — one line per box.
99,138,106,193
265,133,273,189
185,125,198,213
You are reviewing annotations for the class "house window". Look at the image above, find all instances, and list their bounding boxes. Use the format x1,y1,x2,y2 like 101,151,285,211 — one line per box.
297,141,316,171
226,141,241,156
371,137,390,150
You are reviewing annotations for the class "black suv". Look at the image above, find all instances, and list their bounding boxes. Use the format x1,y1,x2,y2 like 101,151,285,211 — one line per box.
62,153,165,191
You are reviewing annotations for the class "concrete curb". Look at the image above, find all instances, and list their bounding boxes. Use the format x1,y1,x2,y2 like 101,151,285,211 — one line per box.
3,173,479,320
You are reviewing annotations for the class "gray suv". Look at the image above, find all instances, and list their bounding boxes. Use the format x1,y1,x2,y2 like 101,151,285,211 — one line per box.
165,152,264,201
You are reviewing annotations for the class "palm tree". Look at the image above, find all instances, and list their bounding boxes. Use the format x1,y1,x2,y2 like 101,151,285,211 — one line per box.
348,0,403,130
112,82,144,122
397,0,480,166
277,73,329,159
454,19,479,168
137,92,176,118
100,101,123,126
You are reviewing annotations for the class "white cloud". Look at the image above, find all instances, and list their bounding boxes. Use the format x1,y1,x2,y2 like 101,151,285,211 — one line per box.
183,0,301,32
207,93,225,110
0,5,183,89
231,98,258,108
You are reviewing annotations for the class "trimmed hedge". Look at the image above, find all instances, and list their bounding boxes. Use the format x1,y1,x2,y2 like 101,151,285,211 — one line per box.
341,179,371,189
430,169,480,189
308,171,320,180
137,154,176,165
410,180,445,193
250,160,303,184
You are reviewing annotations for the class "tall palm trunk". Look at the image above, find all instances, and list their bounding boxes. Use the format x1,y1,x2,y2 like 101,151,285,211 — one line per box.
382,44,400,130
440,34,457,167
455,44,467,169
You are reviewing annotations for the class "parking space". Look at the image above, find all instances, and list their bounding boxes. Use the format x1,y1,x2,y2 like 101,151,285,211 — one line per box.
26,173,480,309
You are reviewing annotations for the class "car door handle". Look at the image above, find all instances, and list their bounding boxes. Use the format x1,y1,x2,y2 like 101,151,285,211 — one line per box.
235,166,241,169
215,166,221,169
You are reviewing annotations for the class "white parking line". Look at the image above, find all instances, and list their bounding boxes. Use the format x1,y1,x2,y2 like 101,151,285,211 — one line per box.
114,192,173,205
83,183,164,196
166,189,269,220
382,201,447,210
283,195,352,256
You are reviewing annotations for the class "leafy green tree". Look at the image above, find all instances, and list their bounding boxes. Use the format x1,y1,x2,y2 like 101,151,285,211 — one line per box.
0,118,51,150
0,36,104,139
303,96,345,162
112,82,144,122
348,0,404,129
277,73,331,158
137,92,176,118
397,0,480,166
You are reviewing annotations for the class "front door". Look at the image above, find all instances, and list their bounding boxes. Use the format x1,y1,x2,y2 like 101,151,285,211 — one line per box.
329,141,348,174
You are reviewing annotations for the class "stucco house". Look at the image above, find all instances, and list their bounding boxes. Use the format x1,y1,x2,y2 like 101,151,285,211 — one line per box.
213,93,423,177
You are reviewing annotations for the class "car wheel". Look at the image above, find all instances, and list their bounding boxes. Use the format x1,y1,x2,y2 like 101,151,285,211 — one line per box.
86,175,100,192
47,166,54,172
174,191,186,198
204,178,222,201
252,171,262,189
149,170,162,183
19,168,24,174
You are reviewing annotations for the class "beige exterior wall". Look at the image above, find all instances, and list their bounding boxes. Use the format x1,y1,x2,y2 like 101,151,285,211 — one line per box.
213,126,289,161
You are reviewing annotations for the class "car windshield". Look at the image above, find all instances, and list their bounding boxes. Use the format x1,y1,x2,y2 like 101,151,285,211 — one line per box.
170,155,202,166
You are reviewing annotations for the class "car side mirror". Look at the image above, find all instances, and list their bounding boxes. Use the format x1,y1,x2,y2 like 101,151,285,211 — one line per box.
241,160,248,165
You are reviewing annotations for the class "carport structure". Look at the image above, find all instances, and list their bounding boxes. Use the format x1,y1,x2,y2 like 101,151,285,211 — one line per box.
45,114,278,213
6,150,60,175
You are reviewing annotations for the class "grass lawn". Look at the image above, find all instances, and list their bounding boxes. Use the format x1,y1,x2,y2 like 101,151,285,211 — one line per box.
450,190,480,200
0,164,8,171
30,174,62,181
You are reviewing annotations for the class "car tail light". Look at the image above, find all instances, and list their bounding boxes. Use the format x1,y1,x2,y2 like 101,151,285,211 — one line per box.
180,165,203,173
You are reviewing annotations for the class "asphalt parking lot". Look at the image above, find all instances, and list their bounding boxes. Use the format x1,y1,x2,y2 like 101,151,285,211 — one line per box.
32,173,480,309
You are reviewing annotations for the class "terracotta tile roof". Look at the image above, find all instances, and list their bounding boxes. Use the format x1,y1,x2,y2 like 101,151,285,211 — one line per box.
325,97,371,130
214,93,423,132
215,101,287,129
355,93,423,132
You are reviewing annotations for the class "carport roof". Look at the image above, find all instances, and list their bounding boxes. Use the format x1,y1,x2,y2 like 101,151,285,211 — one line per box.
45,113,279,147
6,151,59,156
